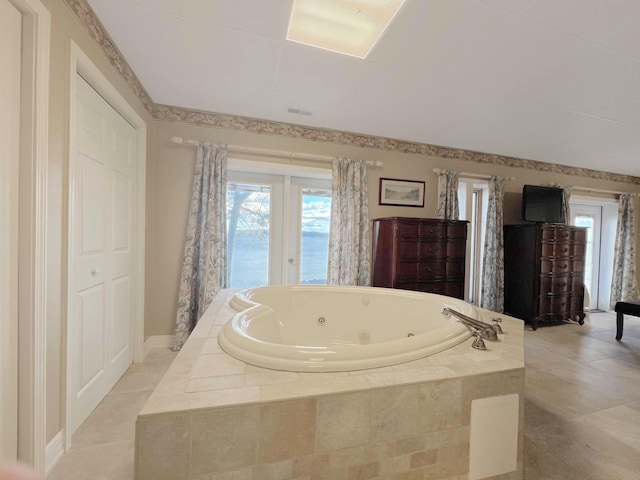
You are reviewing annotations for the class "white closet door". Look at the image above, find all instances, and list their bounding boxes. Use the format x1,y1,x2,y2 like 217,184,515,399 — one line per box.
67,75,136,437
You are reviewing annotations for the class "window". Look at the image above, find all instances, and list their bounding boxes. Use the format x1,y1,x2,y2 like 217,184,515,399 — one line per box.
458,178,489,304
226,182,271,288
293,186,332,284
226,160,331,288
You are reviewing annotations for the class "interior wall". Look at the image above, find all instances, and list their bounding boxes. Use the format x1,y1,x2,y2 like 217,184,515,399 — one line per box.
149,120,640,339
41,0,153,444
1,0,22,458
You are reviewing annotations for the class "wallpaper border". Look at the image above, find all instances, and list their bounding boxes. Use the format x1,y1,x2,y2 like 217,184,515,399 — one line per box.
63,0,155,114
64,0,640,186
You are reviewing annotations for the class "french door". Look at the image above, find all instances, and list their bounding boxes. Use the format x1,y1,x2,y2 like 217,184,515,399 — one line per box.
569,199,618,311
571,204,601,310
226,170,331,288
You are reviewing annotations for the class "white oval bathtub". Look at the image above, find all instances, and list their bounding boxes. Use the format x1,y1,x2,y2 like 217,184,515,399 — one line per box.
218,285,477,372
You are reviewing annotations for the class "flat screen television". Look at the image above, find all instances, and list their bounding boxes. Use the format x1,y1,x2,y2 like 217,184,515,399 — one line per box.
522,185,565,223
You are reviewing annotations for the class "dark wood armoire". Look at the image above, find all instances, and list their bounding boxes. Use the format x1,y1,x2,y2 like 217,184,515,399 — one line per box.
504,223,587,329
371,217,467,299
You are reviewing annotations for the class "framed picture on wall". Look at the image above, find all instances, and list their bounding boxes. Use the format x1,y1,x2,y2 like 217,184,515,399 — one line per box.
378,178,425,207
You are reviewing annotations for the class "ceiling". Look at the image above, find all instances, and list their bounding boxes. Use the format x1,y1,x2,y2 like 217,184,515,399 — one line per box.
86,0,640,178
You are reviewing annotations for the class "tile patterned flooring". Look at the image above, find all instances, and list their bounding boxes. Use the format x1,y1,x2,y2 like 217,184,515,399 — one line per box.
46,312,640,479
46,348,178,480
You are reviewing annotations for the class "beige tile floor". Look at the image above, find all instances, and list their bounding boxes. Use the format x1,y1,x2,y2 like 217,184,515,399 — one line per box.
46,348,178,480
46,312,640,479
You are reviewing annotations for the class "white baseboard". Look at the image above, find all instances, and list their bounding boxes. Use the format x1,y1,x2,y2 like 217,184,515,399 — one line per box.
44,430,64,476
143,335,173,358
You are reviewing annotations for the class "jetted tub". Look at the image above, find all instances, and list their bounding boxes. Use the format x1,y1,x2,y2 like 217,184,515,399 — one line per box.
218,285,476,372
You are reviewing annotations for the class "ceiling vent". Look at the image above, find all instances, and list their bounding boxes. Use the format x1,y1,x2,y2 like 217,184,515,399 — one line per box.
288,107,313,116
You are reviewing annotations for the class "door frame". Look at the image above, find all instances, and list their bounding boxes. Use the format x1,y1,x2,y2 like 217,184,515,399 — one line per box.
3,0,50,473
1,0,23,462
65,42,146,448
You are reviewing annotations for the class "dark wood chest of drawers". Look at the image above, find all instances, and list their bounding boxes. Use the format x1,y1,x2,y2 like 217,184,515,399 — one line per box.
504,223,587,329
371,217,467,299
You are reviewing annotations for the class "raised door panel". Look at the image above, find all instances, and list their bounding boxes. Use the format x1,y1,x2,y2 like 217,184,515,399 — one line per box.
111,276,131,362
79,285,105,390
112,170,131,253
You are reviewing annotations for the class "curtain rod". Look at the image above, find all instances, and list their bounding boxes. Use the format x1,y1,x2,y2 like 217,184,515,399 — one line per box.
549,183,640,197
568,185,640,198
432,168,515,181
170,136,383,167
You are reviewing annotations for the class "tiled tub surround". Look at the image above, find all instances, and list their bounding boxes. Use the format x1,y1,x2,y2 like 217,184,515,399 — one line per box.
135,290,525,480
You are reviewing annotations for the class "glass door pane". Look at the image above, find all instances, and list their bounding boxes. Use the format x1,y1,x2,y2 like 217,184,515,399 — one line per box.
299,188,331,284
226,183,271,288
571,203,602,310
574,214,594,300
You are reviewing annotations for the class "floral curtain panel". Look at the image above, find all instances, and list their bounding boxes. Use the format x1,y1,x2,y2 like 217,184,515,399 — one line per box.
173,142,228,351
610,194,640,309
436,170,460,220
480,176,506,312
327,157,371,286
